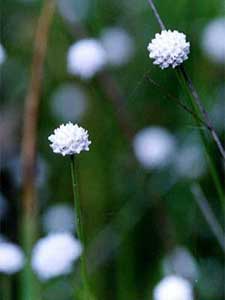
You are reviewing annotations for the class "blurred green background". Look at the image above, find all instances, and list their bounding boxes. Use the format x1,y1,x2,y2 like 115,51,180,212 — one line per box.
0,0,224,299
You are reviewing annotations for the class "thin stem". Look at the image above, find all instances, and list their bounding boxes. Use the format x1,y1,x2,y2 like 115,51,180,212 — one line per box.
146,0,225,161
20,1,55,300
176,70,225,210
146,75,207,126
179,66,225,160
70,156,91,299
147,0,166,30
191,184,225,253
146,0,225,211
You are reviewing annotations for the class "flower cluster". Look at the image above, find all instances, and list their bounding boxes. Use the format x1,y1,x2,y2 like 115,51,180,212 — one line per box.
48,122,91,156
147,30,190,69
31,233,82,280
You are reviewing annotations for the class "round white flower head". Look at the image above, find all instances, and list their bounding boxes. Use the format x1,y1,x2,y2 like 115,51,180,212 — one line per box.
133,127,176,169
100,27,135,66
202,17,225,64
67,39,107,79
0,44,6,65
147,30,190,69
42,204,76,233
0,242,25,274
153,275,193,300
57,0,90,23
31,233,82,281
48,122,91,156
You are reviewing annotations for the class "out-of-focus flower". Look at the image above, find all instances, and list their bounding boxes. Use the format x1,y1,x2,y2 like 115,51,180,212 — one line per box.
201,17,225,64
174,143,206,179
31,233,82,281
162,247,199,282
100,27,135,66
7,155,48,188
51,84,88,122
153,275,193,300
0,44,6,65
57,0,89,23
133,127,176,169
0,193,8,221
0,241,25,274
48,122,91,156
42,204,76,233
147,30,190,69
67,39,107,79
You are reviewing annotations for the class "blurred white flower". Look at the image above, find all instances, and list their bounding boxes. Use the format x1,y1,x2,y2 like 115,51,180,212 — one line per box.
42,204,76,233
7,155,48,188
0,44,6,65
147,30,190,69
174,143,206,179
0,241,25,274
57,0,89,23
153,275,193,300
48,122,91,156
133,127,176,169
100,27,135,66
162,247,199,282
51,84,88,122
31,233,82,281
0,193,8,221
67,39,107,79
202,17,225,64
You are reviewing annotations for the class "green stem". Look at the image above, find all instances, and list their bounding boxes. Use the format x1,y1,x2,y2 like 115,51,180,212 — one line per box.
176,69,225,212
20,214,39,300
1,275,11,300
70,156,91,299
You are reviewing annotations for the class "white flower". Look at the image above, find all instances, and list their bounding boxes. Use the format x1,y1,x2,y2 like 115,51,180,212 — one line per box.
174,143,206,179
133,127,176,169
100,27,135,66
153,275,193,300
0,241,25,274
42,204,76,233
31,233,82,281
147,30,190,69
162,247,199,282
0,44,6,65
57,0,90,23
7,155,48,188
48,122,91,156
201,17,225,64
51,84,87,122
67,39,107,79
